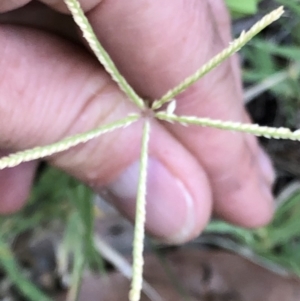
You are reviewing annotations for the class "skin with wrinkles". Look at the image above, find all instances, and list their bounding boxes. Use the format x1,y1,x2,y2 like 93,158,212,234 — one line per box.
0,0,275,243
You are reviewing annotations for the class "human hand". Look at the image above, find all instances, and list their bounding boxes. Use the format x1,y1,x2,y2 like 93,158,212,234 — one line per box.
0,0,275,243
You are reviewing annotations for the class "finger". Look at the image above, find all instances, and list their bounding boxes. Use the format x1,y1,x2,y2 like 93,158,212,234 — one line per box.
0,154,37,214
0,25,211,243
0,1,30,12
207,0,243,90
82,0,275,227
0,2,78,41
0,0,97,13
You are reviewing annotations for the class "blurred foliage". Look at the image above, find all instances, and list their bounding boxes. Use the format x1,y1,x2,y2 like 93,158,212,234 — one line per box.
0,167,102,300
206,185,300,276
240,0,300,126
225,0,262,18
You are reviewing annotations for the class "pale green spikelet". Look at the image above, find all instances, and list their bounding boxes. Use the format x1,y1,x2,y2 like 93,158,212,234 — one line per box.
152,6,284,110
0,114,140,170
156,111,300,141
63,0,145,109
129,120,150,301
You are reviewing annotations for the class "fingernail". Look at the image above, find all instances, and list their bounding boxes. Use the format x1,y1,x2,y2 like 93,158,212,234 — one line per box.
257,148,275,186
102,157,196,244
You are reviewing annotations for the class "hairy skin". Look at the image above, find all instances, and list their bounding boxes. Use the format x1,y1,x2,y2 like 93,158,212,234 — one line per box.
0,0,275,243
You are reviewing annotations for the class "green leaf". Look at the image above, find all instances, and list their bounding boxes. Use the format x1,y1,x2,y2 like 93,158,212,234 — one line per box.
63,214,86,301
225,0,261,15
252,39,300,61
0,236,51,301
68,184,104,271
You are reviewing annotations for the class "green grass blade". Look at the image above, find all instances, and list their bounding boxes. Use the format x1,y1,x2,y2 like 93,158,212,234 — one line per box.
152,6,284,110
0,236,51,301
251,40,300,61
59,212,86,301
205,220,256,245
63,0,145,109
156,111,300,141
129,120,150,301
57,213,79,283
68,184,105,271
66,243,86,301
244,70,289,103
0,114,140,170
